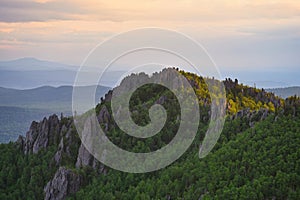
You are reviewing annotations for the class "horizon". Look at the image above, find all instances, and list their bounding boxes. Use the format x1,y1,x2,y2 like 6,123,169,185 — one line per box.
0,56,299,89
0,1,299,88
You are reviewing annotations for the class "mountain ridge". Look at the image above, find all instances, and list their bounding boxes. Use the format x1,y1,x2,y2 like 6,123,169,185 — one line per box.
0,57,77,71
266,86,300,99
1,68,299,199
0,85,110,143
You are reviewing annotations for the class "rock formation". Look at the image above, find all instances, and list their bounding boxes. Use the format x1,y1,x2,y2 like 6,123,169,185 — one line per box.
44,167,82,200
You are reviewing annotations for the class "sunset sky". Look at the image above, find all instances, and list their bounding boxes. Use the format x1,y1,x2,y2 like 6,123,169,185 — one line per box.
0,0,299,79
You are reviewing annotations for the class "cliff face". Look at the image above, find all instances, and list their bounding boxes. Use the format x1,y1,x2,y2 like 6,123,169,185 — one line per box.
20,115,61,154
44,167,82,200
16,111,109,200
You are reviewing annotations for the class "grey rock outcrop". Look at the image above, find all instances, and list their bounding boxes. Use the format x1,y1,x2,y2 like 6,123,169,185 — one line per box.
97,105,111,131
18,114,76,155
54,137,64,165
44,167,82,200
75,115,106,174
75,143,106,174
75,143,95,168
38,115,60,152
231,108,269,121
54,127,79,166
23,121,39,154
34,113,107,199
230,108,271,128
21,115,60,154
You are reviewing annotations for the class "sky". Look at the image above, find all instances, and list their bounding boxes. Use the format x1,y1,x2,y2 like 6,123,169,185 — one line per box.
0,0,299,86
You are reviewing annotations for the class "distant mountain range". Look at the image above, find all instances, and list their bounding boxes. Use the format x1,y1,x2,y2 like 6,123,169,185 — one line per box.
0,57,299,143
0,85,110,143
222,70,300,89
0,85,110,111
1,57,299,89
0,57,125,89
266,86,300,99
0,57,76,71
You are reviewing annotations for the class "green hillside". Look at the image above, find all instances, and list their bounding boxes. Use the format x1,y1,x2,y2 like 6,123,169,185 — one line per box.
0,69,299,200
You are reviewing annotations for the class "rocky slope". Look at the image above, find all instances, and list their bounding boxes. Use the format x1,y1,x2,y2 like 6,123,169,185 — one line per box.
15,108,288,199
12,69,300,199
16,110,109,199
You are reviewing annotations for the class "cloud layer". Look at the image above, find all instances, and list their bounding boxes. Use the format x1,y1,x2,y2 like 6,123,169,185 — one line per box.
0,0,299,72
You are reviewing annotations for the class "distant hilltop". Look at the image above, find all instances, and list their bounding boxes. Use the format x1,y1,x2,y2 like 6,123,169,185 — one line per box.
266,86,300,99
0,57,77,71
0,57,125,89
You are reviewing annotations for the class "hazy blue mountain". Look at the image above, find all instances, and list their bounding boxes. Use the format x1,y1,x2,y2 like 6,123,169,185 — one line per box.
0,70,77,89
266,86,300,99
0,85,110,143
222,70,300,88
0,85,110,112
0,57,126,89
0,57,76,71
